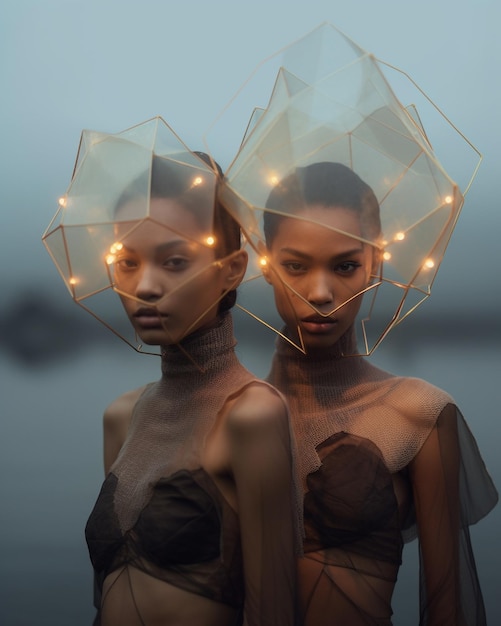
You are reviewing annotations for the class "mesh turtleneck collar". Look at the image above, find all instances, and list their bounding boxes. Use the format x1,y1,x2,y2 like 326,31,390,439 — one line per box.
111,311,255,531
269,325,385,399
160,312,238,379
268,323,454,481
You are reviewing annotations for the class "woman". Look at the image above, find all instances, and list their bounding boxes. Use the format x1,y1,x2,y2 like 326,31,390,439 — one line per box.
259,162,497,625
84,152,299,625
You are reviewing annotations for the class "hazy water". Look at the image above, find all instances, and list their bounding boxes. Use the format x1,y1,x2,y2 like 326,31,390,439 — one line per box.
1,336,499,625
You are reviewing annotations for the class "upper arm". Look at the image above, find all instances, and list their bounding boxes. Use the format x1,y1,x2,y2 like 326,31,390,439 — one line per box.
228,384,290,475
227,384,298,625
228,384,295,511
409,403,464,625
103,385,148,475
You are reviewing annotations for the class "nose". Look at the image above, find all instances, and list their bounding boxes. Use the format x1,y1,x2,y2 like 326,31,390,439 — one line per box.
306,270,334,306
135,265,163,302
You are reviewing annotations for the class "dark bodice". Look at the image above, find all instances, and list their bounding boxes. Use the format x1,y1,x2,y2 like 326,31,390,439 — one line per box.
84,315,299,626
267,328,498,625
85,467,244,607
303,432,403,566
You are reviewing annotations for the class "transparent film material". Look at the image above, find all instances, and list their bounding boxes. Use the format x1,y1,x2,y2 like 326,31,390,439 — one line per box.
206,23,481,354
42,117,230,356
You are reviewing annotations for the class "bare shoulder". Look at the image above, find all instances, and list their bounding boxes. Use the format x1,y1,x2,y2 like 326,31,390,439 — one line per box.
226,381,289,431
103,384,149,432
103,384,150,474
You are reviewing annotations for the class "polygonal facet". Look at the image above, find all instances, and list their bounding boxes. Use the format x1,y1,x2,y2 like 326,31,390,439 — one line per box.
210,23,480,354
43,117,226,354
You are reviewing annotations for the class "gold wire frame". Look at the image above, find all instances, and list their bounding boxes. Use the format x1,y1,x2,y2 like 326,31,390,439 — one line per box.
42,116,231,360
204,22,482,355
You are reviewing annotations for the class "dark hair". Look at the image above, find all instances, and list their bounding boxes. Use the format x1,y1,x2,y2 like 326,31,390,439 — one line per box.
264,162,381,245
115,152,241,312
194,152,240,312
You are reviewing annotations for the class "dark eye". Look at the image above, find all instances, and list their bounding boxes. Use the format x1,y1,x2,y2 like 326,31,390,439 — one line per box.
115,257,138,271
335,261,362,275
163,256,190,270
282,261,306,273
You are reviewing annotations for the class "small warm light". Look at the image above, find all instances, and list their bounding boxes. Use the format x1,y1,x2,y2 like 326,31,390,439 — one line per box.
268,174,279,186
205,235,216,247
192,176,204,187
383,251,392,261
423,258,435,269
395,232,406,241
259,257,268,267
109,241,123,254
444,195,453,204
69,277,78,285
106,242,123,265
58,196,67,207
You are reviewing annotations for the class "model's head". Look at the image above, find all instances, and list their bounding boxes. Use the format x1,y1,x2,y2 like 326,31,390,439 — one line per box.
262,162,381,350
111,153,246,345
264,162,381,244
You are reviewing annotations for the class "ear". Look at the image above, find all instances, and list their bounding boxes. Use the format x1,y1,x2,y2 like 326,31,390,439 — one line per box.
223,249,248,289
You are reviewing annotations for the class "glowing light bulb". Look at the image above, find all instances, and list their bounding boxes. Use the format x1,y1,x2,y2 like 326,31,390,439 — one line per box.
192,176,203,187
395,232,405,241
268,174,279,186
444,195,453,204
383,251,392,261
69,277,78,285
105,255,115,265
205,236,216,247
259,257,268,267
109,242,123,254
58,196,67,207
423,258,435,269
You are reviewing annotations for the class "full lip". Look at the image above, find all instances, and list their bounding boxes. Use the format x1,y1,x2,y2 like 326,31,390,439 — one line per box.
133,307,166,329
300,313,338,333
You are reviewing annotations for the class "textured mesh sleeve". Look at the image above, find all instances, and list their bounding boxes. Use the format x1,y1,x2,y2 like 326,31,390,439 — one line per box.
228,384,300,626
409,403,498,626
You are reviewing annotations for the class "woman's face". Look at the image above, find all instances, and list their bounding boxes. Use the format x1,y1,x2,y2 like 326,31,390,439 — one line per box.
265,204,375,351
111,197,242,345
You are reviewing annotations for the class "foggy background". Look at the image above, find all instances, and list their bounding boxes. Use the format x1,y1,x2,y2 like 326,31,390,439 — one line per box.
1,1,499,624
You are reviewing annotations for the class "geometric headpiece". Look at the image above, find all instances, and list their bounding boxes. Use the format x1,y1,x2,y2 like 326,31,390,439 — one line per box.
43,117,222,354
209,23,481,354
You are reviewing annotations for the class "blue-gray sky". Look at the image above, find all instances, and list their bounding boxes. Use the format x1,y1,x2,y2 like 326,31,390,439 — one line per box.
1,0,500,314
1,2,500,624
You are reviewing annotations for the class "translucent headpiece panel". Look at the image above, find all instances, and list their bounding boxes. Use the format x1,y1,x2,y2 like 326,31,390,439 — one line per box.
43,117,226,354
207,23,481,354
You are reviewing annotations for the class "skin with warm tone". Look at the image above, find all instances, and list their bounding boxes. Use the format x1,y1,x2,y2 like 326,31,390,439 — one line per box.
263,197,492,625
264,204,376,352
113,197,242,346
95,196,296,626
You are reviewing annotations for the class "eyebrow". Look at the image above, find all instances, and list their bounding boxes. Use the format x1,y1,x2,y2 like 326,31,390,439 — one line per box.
277,246,365,260
120,239,194,254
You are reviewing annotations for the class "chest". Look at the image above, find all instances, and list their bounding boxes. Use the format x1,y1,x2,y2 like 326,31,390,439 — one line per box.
292,394,426,475
302,431,412,554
